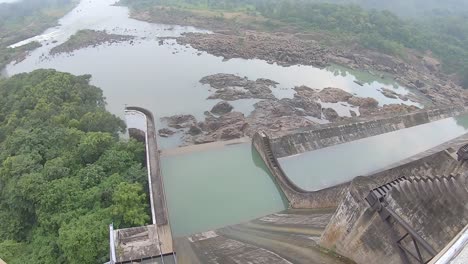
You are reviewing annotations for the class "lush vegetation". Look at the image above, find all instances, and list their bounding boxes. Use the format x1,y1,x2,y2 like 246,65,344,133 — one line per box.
121,0,468,87
0,0,77,70
0,69,151,263
309,0,468,18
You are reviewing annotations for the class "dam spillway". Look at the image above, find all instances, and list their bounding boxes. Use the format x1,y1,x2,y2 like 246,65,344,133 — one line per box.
121,108,468,263
160,113,468,237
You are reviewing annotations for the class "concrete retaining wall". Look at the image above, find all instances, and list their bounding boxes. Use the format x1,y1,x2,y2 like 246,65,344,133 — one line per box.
319,136,468,264
252,132,349,209
126,106,168,226
270,106,466,158
254,128,468,210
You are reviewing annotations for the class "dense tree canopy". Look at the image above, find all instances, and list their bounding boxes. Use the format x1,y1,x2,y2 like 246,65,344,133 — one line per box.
0,0,76,70
0,69,151,263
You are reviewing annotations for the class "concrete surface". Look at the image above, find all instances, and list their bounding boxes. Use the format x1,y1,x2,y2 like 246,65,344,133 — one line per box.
174,208,354,264
270,106,466,158
112,107,175,263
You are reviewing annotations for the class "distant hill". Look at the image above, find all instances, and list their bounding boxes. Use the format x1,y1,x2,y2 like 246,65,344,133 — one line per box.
311,0,468,18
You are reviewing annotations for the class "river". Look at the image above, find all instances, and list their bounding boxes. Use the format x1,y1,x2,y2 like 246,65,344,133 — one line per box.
161,114,468,236
5,0,422,149
5,0,459,238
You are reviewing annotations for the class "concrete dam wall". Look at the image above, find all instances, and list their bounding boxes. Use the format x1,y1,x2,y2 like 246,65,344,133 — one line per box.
270,105,466,158
319,138,468,264
252,131,349,209
253,121,468,210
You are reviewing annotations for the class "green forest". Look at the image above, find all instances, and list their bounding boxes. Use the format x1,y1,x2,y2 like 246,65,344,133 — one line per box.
0,0,77,70
0,69,151,263
121,0,468,87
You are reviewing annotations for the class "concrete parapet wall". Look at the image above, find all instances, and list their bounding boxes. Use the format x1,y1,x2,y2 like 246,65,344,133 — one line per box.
126,106,168,225
118,107,175,261
270,106,466,158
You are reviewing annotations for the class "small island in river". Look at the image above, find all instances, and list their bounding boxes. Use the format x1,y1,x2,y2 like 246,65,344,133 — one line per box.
50,29,135,55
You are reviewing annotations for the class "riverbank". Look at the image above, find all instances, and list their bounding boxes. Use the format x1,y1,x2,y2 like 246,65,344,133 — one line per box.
120,2,468,107
0,0,79,69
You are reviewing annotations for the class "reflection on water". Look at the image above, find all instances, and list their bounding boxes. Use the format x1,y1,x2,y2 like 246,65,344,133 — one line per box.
161,143,287,237
280,114,468,191
5,0,424,149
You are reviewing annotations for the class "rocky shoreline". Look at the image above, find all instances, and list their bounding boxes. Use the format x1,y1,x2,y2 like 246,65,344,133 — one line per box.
121,5,468,147
177,31,329,68
160,74,420,146
50,29,135,55
175,31,467,107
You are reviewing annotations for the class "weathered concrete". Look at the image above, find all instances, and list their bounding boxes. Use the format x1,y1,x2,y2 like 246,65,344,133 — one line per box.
253,131,350,209
320,142,468,264
112,107,175,263
253,126,468,209
114,225,163,262
270,105,466,158
430,224,468,264
174,208,354,264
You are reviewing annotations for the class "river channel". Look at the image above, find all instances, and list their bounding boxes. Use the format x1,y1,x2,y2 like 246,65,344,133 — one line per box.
5,0,422,149
5,0,460,238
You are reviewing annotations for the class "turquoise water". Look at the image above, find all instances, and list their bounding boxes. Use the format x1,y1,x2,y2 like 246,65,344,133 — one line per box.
161,115,468,236
280,114,468,191
161,143,288,237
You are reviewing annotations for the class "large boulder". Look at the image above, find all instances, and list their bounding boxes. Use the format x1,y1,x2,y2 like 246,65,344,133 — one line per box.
188,125,202,136
347,96,379,108
162,114,197,129
323,108,339,121
211,101,233,115
318,88,353,103
380,88,398,99
158,128,176,137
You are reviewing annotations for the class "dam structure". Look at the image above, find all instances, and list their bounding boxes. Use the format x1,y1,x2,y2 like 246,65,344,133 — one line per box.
111,105,468,264
109,107,175,264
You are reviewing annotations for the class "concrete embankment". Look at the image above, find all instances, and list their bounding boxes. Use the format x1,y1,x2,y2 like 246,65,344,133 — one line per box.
111,107,174,263
270,106,466,158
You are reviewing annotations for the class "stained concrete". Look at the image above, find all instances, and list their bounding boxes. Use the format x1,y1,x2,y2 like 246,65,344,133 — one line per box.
320,152,468,264
112,107,175,263
253,131,350,209
174,208,354,264
253,126,468,263
270,106,466,158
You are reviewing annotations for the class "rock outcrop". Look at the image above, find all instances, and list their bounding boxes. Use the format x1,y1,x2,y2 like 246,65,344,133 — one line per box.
210,101,233,115
200,73,277,100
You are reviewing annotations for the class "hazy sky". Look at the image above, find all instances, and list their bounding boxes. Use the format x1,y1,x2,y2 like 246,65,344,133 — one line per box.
0,0,19,3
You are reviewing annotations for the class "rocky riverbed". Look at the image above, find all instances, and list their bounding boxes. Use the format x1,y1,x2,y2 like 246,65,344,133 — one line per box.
160,74,420,146
175,30,468,107
177,31,329,68
50,29,135,55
